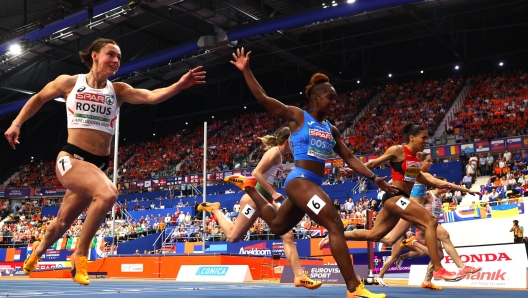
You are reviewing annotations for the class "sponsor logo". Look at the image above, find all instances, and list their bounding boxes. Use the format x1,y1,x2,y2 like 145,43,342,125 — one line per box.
196,266,229,276
444,253,512,264
463,269,507,281
307,121,315,125
309,129,332,140
121,264,143,272
105,96,115,106
76,92,106,104
77,86,86,92
239,243,271,256
308,267,340,279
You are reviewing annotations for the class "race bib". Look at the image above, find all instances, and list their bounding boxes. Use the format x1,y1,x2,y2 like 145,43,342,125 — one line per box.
57,156,72,176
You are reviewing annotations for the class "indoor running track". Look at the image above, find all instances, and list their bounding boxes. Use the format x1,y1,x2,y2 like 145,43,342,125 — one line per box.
0,278,527,297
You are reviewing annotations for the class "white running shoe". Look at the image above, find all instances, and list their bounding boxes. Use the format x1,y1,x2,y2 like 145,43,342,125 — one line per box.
377,277,389,287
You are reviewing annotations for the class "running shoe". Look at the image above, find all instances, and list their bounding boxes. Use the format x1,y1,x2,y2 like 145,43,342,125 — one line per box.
70,253,90,286
433,267,463,282
347,276,386,298
399,236,416,249
395,257,404,270
224,175,257,190
318,235,330,250
197,202,221,213
421,281,442,290
377,277,389,287
458,265,482,276
294,274,323,290
23,241,41,275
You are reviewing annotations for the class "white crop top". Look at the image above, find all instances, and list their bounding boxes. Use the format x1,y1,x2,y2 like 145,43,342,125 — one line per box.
66,74,119,135
262,147,284,187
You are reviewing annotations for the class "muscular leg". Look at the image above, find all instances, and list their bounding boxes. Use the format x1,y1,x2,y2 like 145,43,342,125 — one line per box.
212,194,260,242
285,179,361,292
436,225,464,268
343,207,400,242
377,236,404,278
245,187,305,235
379,219,413,245
280,230,303,277
33,190,91,257
55,154,118,257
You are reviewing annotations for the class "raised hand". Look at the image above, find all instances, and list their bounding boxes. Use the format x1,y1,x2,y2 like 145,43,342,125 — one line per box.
230,47,251,71
178,66,206,90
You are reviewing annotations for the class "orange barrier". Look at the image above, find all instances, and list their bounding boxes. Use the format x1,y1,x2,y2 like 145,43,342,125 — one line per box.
30,254,323,280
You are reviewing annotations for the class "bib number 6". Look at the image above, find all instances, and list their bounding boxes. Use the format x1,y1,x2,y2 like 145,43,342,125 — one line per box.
308,194,326,215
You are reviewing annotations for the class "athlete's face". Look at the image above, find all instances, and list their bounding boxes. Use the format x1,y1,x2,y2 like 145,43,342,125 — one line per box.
93,43,121,76
410,130,428,151
313,84,337,115
421,155,433,171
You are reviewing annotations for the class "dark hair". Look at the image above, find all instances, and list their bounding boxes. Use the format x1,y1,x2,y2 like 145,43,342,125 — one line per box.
402,122,427,143
79,38,117,69
305,73,330,100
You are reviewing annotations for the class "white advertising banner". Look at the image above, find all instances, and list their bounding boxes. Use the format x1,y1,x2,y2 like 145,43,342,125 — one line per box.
409,244,528,289
176,265,253,282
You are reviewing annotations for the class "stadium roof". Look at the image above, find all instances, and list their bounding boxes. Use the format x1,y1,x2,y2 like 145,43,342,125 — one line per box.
0,0,527,171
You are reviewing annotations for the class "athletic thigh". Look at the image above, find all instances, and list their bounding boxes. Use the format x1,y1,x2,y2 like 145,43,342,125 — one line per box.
56,152,117,199
230,194,261,239
285,179,342,230
383,197,437,229
268,196,306,232
366,207,401,240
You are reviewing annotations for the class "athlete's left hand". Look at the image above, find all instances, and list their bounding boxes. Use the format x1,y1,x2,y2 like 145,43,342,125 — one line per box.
177,66,206,89
374,176,398,194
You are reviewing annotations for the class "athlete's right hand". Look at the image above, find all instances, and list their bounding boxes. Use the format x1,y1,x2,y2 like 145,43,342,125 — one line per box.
230,47,251,71
4,123,21,150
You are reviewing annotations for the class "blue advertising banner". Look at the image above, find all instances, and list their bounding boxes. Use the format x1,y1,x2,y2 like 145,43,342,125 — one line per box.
192,239,312,258
5,188,30,197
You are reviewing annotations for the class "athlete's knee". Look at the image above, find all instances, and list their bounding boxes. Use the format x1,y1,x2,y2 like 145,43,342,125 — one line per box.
280,231,295,243
423,216,438,229
382,235,399,246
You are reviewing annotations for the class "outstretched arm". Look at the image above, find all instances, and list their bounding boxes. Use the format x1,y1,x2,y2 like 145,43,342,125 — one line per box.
5,75,75,149
115,66,206,105
231,47,302,125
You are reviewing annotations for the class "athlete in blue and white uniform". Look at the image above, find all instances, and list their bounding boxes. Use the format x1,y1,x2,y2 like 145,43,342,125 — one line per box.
228,47,394,298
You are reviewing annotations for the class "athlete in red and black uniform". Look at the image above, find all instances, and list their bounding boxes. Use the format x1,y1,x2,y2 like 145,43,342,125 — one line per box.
337,123,462,281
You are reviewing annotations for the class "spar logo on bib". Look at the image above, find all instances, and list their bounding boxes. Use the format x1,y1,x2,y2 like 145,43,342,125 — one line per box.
76,92,106,104
309,129,332,140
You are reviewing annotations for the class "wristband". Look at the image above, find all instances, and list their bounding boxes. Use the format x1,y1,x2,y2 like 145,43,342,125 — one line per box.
368,174,378,181
12,122,21,127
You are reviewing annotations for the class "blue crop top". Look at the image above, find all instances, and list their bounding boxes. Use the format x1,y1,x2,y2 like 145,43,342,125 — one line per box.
289,111,336,163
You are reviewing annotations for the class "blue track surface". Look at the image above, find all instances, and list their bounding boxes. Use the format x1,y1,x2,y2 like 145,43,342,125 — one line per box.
0,279,526,297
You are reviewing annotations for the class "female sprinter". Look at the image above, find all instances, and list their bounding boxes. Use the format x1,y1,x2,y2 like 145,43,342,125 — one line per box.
225,47,396,298
323,152,482,286
321,123,464,282
198,127,322,290
5,38,205,285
